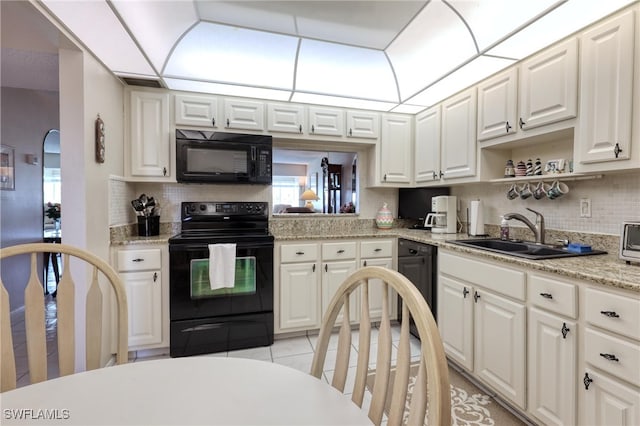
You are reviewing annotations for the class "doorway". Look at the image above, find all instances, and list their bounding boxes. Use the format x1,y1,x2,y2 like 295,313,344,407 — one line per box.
43,129,61,294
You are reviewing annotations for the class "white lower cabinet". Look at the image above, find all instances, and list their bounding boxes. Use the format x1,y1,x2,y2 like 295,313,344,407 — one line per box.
278,242,320,331
360,239,395,321
438,275,474,371
276,239,396,333
322,260,358,324
438,250,526,409
474,287,526,409
528,308,577,426
279,262,320,330
579,286,640,426
582,367,640,426
439,248,640,425
528,273,579,426
115,246,168,350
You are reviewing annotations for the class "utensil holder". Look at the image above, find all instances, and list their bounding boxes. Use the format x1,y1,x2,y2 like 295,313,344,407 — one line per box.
137,216,160,236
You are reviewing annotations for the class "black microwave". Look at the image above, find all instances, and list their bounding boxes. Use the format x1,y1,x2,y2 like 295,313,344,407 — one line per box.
176,130,272,184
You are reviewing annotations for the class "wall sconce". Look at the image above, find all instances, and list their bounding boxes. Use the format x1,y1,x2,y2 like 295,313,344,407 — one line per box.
25,154,39,165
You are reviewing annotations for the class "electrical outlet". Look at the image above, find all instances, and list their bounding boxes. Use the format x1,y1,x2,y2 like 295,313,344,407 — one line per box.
580,198,591,218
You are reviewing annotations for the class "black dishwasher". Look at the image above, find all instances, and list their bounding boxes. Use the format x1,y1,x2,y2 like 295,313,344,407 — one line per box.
397,239,437,338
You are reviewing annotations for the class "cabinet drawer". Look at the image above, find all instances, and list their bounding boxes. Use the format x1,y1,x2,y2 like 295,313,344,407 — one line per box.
439,251,525,301
585,327,640,386
117,249,161,272
585,287,640,340
280,244,318,263
360,240,393,258
529,273,577,319
322,241,357,261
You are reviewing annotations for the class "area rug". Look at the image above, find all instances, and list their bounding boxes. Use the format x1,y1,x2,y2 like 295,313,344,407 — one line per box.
365,362,527,426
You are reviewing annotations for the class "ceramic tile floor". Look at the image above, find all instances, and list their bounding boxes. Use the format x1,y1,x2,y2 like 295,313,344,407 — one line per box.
12,264,422,397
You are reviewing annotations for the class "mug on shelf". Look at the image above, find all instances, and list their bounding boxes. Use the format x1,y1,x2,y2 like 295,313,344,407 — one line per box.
519,183,533,200
547,181,569,199
533,182,550,200
506,183,519,200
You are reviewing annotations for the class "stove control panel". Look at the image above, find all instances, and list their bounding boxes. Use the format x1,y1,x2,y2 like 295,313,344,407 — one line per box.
183,201,268,217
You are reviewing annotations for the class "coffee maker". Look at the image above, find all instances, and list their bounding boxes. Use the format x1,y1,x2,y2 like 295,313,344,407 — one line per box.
424,195,457,233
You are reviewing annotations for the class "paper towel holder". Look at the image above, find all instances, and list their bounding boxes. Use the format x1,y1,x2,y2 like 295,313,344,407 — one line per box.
467,200,489,237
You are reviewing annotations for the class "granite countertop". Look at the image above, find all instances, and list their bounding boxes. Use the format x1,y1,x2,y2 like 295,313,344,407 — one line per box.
273,228,640,293
111,226,639,293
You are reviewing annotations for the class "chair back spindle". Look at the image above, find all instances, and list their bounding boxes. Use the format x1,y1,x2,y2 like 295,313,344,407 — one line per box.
310,266,451,426
0,243,128,392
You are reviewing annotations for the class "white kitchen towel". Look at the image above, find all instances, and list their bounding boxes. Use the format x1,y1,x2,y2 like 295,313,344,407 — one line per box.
208,243,236,290
469,200,485,236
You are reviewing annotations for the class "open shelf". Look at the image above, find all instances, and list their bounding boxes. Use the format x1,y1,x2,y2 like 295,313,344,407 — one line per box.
489,173,602,184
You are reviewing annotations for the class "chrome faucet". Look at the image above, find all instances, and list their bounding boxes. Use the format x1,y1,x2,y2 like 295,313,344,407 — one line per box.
504,208,546,244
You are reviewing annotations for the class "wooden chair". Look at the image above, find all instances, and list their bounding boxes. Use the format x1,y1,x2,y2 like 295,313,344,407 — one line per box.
310,266,451,426
0,243,128,392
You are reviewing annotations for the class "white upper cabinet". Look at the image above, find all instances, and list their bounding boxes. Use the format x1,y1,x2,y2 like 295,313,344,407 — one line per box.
267,103,305,134
477,67,518,141
414,106,442,184
346,110,380,140
223,98,265,131
174,93,219,128
576,9,635,168
519,38,578,130
379,114,413,184
127,90,171,180
308,106,344,137
441,88,477,181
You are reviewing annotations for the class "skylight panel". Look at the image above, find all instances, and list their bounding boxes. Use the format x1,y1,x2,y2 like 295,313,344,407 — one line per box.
387,0,477,101
296,40,398,102
165,22,298,90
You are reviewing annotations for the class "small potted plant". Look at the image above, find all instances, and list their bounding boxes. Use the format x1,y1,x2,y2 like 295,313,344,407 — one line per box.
45,202,61,229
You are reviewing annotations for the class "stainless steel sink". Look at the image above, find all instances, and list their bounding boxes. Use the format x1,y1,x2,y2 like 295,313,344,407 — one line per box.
448,238,607,260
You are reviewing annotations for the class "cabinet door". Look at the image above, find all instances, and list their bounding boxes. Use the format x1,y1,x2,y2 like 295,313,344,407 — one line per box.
437,275,473,371
223,98,265,131
528,308,577,426
477,67,518,141
122,270,162,347
309,106,344,136
174,93,218,127
414,106,441,184
441,88,477,180
577,10,634,165
129,91,170,178
346,111,379,140
474,289,526,409
582,368,640,426
322,260,358,324
279,263,320,330
267,103,305,134
361,258,394,320
380,114,412,184
519,38,578,130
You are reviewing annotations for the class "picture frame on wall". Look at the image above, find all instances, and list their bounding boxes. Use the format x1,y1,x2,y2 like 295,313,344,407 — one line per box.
0,144,15,190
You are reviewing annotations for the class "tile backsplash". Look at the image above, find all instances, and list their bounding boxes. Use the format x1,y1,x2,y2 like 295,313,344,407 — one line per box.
452,172,640,235
110,171,639,237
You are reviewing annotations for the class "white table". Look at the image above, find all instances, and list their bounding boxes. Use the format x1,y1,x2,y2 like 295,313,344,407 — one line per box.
1,357,372,425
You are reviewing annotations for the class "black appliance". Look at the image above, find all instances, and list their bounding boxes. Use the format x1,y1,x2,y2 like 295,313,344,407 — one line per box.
168,201,274,357
176,130,272,184
397,187,450,223
397,239,437,338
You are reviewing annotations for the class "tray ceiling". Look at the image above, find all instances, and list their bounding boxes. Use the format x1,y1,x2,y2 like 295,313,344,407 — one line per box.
25,0,639,112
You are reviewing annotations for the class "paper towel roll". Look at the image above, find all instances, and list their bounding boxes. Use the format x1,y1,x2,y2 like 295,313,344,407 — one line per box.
469,200,485,236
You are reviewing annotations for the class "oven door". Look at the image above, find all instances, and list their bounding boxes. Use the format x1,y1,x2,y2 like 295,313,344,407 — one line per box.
169,239,273,321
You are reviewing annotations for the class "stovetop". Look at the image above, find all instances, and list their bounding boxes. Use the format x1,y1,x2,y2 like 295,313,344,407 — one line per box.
169,201,272,245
